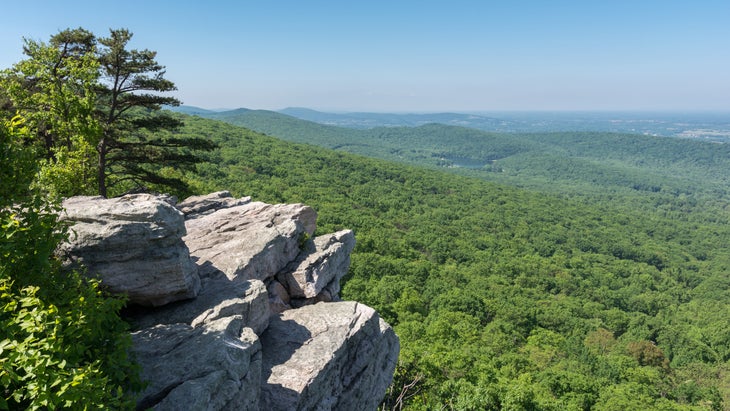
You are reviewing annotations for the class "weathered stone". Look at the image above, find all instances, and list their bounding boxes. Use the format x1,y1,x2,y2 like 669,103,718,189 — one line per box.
176,190,251,218
260,301,400,411
129,278,270,335
266,279,291,314
132,316,261,411
191,279,269,334
59,194,200,306
183,202,317,281
62,193,399,410
277,230,355,300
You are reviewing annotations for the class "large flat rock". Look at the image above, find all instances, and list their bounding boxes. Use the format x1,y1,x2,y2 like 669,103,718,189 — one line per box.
184,202,317,282
58,194,200,306
260,301,399,410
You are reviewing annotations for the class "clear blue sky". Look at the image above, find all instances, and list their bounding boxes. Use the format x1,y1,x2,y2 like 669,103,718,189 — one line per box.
2,0,729,112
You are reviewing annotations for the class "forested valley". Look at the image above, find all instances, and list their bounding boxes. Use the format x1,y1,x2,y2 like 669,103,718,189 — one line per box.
1,27,729,410
179,114,730,410
194,108,730,207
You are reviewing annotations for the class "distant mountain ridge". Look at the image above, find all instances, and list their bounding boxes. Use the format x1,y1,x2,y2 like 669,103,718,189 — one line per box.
183,107,730,204
174,106,730,140
277,108,730,140
278,107,513,130
170,105,246,115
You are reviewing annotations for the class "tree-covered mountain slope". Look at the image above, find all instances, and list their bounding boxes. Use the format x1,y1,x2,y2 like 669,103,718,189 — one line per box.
277,108,730,140
195,109,730,207
180,114,730,410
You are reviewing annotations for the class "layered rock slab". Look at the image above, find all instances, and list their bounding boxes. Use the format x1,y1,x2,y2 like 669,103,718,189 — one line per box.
58,194,200,306
132,316,261,410
175,190,251,218
260,301,399,411
129,277,270,336
183,201,317,281
277,229,356,300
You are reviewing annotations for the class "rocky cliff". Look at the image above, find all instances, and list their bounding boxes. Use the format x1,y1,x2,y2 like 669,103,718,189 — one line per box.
59,192,399,410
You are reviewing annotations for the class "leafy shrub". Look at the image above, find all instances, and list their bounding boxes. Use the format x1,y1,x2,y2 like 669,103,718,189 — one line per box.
0,275,138,410
0,116,140,409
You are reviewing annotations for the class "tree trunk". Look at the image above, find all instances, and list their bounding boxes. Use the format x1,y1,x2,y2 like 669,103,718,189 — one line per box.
97,136,107,197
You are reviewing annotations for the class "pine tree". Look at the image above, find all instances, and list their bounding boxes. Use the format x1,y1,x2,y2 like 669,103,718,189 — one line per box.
1,27,216,198
95,28,216,197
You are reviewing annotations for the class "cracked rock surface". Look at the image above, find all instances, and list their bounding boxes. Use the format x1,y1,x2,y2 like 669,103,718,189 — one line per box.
131,316,262,410
183,201,317,281
277,229,356,300
260,301,399,411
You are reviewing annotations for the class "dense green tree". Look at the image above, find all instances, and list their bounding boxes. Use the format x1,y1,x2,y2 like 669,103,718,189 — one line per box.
1,28,216,198
95,28,215,197
0,28,100,197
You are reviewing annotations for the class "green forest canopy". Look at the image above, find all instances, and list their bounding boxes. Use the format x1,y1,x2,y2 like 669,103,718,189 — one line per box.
179,113,730,410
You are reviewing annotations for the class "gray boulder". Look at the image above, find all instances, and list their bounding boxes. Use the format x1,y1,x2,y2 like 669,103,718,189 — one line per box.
260,301,399,411
58,194,200,306
132,316,261,411
183,201,317,281
277,230,355,301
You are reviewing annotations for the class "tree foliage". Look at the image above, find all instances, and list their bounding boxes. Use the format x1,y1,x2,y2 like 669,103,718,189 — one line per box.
0,116,140,409
0,30,99,198
0,27,215,198
94,28,216,197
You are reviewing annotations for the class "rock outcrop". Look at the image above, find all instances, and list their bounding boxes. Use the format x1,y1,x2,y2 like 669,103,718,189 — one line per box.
59,192,398,410
58,194,200,306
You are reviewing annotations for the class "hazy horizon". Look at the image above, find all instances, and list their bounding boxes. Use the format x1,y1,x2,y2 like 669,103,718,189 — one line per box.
3,1,729,112
184,105,730,116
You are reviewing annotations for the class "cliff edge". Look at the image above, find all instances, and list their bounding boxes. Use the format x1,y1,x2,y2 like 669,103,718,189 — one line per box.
59,191,399,410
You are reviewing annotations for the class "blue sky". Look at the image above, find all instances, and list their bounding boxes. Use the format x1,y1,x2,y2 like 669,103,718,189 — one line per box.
2,1,729,112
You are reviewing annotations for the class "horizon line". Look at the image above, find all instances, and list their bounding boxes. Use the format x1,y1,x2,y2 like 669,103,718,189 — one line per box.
173,105,730,115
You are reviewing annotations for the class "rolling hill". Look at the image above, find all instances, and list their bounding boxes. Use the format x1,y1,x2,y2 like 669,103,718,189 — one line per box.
191,108,730,210
277,108,730,140
278,107,513,130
